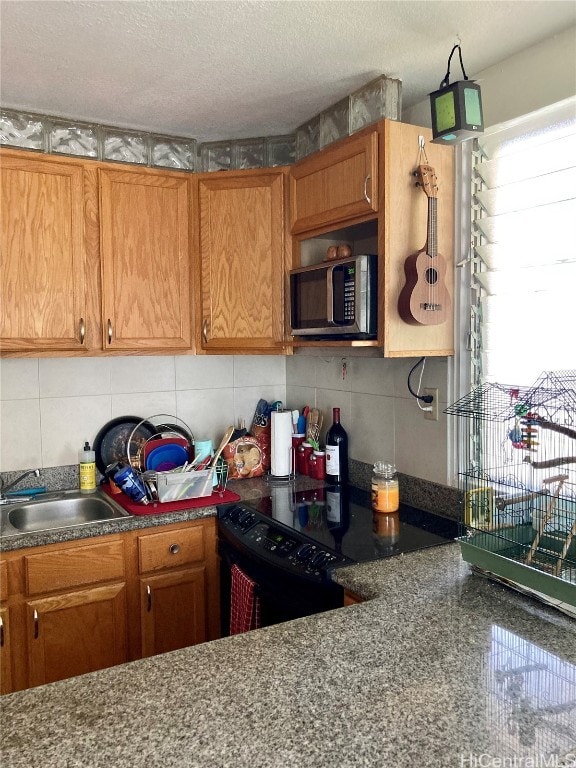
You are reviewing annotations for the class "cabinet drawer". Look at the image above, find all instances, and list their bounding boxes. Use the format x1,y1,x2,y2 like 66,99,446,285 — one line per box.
138,526,205,573
0,560,7,602
25,540,125,596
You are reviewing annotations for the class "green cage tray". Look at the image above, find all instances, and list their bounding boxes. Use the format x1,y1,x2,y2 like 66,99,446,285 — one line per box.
459,526,576,609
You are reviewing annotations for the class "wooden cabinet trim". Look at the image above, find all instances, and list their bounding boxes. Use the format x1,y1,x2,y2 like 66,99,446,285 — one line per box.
24,540,125,596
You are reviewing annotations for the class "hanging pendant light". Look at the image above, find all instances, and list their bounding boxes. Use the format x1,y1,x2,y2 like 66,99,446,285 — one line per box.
429,43,484,144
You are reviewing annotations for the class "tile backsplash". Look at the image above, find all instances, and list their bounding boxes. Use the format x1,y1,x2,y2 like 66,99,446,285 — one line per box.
0,353,452,487
0,355,286,472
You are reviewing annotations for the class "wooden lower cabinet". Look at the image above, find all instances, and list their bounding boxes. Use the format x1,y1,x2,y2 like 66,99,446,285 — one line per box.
139,568,206,657
129,518,220,660
25,582,127,688
0,517,220,693
343,589,364,606
0,605,13,694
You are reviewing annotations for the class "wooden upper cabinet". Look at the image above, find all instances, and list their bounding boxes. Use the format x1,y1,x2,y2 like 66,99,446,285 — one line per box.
196,169,285,351
0,152,89,352
290,130,378,234
99,167,192,351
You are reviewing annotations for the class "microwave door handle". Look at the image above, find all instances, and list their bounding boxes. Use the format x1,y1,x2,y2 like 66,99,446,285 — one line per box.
326,265,334,325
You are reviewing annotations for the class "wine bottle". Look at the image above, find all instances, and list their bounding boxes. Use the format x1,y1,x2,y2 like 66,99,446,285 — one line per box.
325,407,348,484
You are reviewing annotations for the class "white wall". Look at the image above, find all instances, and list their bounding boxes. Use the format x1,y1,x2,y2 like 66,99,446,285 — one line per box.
286,354,450,485
0,356,286,472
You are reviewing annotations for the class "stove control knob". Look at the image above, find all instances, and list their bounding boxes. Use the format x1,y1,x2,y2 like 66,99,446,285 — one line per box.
238,510,255,527
227,505,243,523
310,550,330,568
295,543,314,562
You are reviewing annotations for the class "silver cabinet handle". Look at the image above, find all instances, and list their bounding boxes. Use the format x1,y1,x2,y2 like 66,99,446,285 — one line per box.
33,609,39,639
169,543,181,555
0,615,4,648
202,319,208,345
79,317,86,345
146,585,152,612
107,319,113,344
364,174,372,205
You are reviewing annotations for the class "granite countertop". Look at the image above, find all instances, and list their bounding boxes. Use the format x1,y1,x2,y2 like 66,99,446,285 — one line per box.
2,544,575,768
0,477,325,552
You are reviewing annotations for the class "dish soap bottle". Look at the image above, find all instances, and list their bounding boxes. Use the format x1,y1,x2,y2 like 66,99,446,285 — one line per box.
79,441,96,494
371,462,399,513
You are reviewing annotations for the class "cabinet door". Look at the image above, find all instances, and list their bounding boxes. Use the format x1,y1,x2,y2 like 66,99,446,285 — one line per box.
197,170,285,350
139,568,206,657
290,131,378,235
25,583,127,688
0,606,13,695
99,168,191,351
0,153,88,351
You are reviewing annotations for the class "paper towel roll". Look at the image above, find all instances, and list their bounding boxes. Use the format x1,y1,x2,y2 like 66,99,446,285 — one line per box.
271,410,293,477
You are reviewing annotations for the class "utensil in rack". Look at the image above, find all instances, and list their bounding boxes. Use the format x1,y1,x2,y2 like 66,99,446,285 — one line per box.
306,408,323,444
209,426,235,468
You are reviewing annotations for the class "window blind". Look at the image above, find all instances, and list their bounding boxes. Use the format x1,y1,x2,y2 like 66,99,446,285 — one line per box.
471,97,576,386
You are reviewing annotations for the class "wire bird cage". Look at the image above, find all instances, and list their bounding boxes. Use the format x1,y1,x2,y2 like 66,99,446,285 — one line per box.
446,371,576,612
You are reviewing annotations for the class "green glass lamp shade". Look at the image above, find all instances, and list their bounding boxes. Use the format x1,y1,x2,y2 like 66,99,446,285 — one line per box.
429,80,484,143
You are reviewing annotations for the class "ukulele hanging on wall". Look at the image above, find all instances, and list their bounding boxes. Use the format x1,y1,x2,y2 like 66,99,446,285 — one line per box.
398,164,451,326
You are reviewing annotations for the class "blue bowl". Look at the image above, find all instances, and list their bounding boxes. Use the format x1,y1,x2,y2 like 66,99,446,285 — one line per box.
146,444,188,472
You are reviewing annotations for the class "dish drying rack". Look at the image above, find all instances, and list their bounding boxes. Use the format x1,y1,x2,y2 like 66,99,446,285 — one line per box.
127,414,228,503
446,370,576,613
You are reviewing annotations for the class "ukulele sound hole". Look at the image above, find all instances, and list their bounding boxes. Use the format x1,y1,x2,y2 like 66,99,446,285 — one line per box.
425,268,438,285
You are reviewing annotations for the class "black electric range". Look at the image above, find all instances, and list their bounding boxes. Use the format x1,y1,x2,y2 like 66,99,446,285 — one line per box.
218,484,460,585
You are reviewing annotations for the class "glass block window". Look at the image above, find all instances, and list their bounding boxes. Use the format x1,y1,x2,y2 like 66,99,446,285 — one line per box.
200,141,232,172
320,97,349,149
151,136,196,170
50,121,98,158
266,135,295,167
350,75,402,134
103,129,148,164
234,138,266,170
0,110,45,150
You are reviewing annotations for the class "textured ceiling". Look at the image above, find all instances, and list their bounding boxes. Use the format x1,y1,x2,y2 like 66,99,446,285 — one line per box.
1,1,575,142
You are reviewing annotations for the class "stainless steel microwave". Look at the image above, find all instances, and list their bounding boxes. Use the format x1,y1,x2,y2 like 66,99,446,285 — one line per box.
289,254,377,339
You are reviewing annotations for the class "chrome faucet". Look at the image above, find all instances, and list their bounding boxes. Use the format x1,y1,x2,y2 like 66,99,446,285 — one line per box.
0,468,41,500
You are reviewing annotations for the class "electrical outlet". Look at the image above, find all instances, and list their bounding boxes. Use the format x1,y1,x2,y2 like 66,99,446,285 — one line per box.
424,388,439,421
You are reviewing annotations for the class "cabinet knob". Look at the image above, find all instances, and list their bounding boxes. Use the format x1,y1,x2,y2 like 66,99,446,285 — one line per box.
146,584,152,612
364,174,372,205
169,543,181,555
202,319,209,345
33,609,39,639
107,319,113,344
79,317,86,345
0,615,4,648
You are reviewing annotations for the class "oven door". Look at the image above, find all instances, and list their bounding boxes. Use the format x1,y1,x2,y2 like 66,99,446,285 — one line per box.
218,537,343,636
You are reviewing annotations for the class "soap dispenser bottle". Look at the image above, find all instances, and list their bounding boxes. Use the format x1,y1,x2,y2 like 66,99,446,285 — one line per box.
79,441,96,494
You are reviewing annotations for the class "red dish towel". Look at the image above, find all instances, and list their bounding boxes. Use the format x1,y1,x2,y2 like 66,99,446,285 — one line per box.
230,564,261,635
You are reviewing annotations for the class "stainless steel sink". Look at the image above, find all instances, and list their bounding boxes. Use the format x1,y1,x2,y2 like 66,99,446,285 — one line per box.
0,490,131,535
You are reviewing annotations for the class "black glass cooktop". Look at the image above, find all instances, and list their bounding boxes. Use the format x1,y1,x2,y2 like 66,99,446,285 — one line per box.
249,484,460,564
